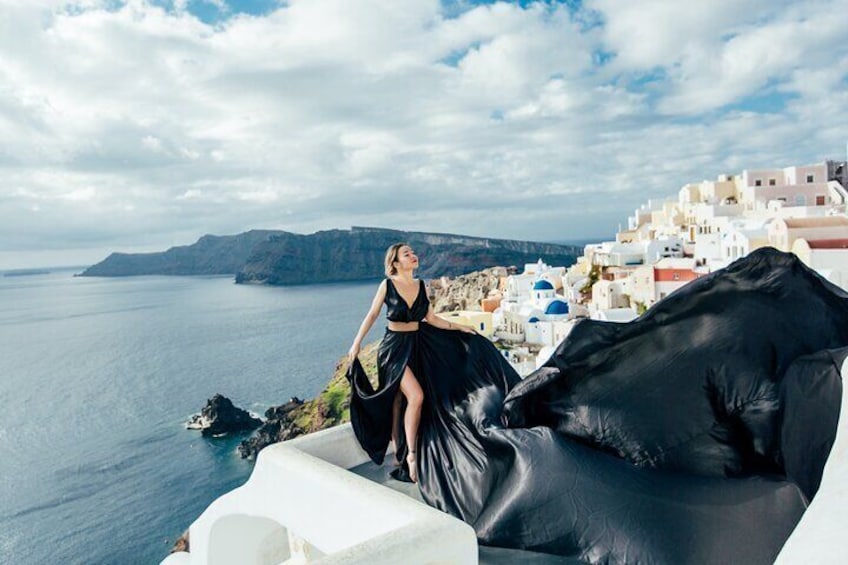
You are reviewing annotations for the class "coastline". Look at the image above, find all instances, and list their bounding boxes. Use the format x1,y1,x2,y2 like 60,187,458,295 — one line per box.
236,342,381,460
171,342,381,556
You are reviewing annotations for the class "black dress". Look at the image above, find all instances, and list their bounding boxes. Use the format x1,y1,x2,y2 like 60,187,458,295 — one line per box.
348,277,519,469
347,250,848,564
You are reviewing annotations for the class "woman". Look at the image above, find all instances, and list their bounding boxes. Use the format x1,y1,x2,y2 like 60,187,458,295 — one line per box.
347,242,478,482
345,246,846,563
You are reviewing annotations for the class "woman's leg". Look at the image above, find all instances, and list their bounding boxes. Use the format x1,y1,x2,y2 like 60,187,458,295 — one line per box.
391,390,403,465
399,365,424,482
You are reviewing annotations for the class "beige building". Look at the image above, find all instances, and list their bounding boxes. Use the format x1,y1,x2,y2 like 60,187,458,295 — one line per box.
768,216,848,251
791,238,848,291
741,163,832,209
626,258,703,308
678,174,740,206
628,265,656,309
436,311,494,338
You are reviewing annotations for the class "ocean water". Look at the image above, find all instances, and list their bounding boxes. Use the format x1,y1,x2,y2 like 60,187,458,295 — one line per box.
0,270,386,564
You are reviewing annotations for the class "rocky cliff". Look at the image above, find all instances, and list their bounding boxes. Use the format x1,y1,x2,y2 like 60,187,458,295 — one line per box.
429,267,509,312
81,230,282,276
237,226,578,284
81,226,580,284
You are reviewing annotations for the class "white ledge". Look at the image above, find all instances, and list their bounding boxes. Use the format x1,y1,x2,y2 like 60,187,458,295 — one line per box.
163,424,477,565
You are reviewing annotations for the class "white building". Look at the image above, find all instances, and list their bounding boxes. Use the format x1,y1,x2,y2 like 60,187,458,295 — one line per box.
503,259,563,303
792,238,848,291
530,279,556,305
720,219,770,263
591,307,639,323
645,237,685,263
498,346,537,377
523,300,574,348
591,279,629,312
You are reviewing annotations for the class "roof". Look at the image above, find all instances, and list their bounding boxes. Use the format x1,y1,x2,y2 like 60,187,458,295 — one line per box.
807,238,848,249
528,317,540,323
728,218,769,232
783,216,848,229
545,300,569,315
533,279,554,290
598,308,638,323
654,257,697,270
655,269,700,282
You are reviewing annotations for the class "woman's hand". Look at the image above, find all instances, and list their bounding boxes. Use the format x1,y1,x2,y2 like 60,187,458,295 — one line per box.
458,325,477,335
348,343,361,363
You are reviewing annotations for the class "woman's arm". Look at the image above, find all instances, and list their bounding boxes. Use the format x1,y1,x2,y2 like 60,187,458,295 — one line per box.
348,280,387,361
425,304,476,334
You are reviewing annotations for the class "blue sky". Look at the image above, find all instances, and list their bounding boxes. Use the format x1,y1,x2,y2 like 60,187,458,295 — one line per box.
0,0,846,268
151,0,281,22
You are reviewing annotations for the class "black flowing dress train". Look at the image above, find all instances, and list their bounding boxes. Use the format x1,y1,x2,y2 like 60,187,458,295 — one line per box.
347,249,848,564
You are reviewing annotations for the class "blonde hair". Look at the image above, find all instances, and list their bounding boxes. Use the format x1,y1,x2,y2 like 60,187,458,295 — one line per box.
384,242,409,277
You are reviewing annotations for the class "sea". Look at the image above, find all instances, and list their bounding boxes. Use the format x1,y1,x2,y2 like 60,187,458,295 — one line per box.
0,269,386,564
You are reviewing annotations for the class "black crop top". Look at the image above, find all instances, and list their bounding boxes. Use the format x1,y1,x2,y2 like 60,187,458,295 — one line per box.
385,278,429,323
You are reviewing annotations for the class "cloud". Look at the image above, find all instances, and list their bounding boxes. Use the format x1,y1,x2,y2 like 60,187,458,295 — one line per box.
588,0,848,114
0,0,846,269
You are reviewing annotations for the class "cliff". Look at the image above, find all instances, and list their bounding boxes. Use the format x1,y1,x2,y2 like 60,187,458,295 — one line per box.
236,227,578,284
429,267,509,312
81,230,282,276
81,226,580,284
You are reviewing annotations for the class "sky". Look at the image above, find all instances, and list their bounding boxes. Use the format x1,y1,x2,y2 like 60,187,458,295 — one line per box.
1,0,847,269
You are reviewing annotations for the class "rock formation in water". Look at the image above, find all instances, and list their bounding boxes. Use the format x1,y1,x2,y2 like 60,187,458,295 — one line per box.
186,394,262,437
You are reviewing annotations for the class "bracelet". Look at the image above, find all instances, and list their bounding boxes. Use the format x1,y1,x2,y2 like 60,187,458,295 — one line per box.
448,322,452,329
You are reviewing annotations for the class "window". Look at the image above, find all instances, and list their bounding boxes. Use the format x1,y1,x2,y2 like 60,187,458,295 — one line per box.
769,179,776,186
806,174,814,183
795,194,806,206
754,179,762,187
480,323,485,331
816,195,826,206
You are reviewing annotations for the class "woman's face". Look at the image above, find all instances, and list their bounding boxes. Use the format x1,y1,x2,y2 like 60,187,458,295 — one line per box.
395,245,419,272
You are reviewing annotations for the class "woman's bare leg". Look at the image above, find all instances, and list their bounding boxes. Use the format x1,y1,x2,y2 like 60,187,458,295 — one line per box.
399,366,424,482
391,390,403,465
